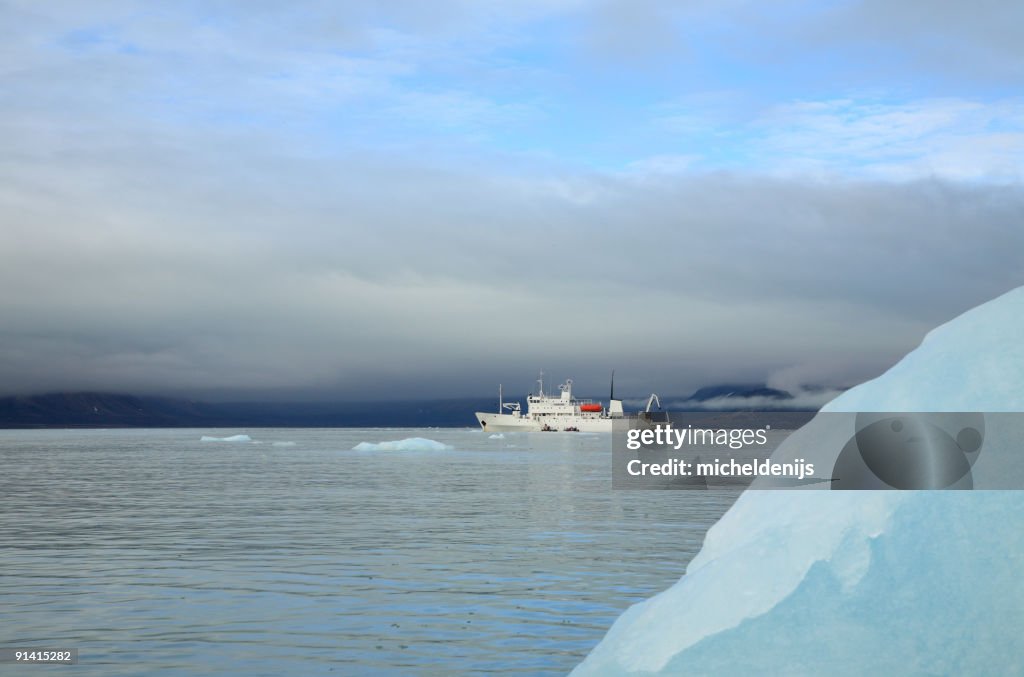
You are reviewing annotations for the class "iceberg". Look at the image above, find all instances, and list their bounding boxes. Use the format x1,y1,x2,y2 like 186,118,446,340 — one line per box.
575,287,1024,676
351,437,453,452
200,434,252,442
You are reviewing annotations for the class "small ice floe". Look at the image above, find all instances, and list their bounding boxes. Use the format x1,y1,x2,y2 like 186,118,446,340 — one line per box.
488,433,505,439
200,434,252,443
272,441,297,447
352,437,453,452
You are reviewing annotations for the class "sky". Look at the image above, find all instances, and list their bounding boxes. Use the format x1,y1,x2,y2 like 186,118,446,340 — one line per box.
2,0,1023,402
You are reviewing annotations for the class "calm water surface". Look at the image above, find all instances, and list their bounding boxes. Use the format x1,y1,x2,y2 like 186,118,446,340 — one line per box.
0,428,739,675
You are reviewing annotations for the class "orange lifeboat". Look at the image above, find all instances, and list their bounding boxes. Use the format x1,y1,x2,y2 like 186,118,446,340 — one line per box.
579,403,603,412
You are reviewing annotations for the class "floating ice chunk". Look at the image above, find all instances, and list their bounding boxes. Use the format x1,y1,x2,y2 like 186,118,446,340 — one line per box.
272,441,296,447
352,437,453,452
575,286,1024,676
488,433,505,439
200,434,252,442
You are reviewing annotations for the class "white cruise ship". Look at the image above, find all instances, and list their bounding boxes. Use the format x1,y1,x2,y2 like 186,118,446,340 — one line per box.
475,372,666,433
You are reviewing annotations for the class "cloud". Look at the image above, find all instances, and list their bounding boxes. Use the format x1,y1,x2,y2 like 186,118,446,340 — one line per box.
807,0,1024,85
651,96,1024,180
580,0,688,63
1,1,1022,400
750,98,1024,180
2,125,1021,398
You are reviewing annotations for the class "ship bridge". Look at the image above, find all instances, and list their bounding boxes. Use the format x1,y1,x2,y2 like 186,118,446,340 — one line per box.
527,379,600,416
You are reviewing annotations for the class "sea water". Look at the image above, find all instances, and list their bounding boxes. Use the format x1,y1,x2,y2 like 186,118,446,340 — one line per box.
0,428,739,676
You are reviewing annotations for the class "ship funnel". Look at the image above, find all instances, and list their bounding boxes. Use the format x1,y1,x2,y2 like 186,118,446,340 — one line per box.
608,371,624,415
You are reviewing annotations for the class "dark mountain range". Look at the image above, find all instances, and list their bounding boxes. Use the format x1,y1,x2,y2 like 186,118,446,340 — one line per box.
0,392,496,428
0,384,824,428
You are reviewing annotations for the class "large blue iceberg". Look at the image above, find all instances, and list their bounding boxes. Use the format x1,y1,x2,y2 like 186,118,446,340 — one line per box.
575,287,1024,675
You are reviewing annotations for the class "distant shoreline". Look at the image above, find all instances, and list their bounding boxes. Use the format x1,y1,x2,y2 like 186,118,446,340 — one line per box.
0,389,819,429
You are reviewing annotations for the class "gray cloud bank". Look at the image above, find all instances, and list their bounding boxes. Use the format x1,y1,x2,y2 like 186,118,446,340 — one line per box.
4,143,1020,399
1,1,1022,400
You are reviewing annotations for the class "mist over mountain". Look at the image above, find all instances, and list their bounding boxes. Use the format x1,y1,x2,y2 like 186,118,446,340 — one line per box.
685,384,792,402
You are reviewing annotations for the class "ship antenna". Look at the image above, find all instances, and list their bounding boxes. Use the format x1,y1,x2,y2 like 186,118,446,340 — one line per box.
610,370,615,401
498,383,502,413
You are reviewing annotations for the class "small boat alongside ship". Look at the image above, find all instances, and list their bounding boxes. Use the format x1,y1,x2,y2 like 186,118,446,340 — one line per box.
475,372,667,433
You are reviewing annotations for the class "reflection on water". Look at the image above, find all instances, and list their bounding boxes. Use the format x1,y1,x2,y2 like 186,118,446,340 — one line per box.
0,428,739,675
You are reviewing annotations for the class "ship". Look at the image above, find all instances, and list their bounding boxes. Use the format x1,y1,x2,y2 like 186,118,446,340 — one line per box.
474,371,667,432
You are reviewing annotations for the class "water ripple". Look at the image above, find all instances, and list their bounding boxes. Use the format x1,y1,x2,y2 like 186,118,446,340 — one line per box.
0,428,738,675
